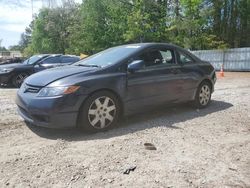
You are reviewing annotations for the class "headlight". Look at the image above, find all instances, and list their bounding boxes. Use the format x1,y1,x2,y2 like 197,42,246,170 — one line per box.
0,68,14,73
37,86,80,97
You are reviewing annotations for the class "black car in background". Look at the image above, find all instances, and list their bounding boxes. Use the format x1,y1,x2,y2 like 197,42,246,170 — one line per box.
0,54,80,87
16,43,216,132
33,54,80,72
0,57,25,65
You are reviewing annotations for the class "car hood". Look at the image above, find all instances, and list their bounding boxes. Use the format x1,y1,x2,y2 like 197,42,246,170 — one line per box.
0,63,25,69
25,65,97,86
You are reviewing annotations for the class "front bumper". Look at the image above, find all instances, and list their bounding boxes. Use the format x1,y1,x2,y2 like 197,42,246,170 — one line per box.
15,89,87,128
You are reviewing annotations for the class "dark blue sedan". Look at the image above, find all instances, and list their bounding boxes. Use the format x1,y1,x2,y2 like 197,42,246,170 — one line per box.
15,43,216,132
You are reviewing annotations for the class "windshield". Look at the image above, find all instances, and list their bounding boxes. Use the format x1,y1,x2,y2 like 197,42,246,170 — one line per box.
74,45,142,67
23,55,48,65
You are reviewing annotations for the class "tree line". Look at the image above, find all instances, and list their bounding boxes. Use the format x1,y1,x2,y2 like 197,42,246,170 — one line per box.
14,0,250,56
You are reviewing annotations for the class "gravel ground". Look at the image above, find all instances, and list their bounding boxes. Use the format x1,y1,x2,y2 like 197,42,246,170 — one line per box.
0,72,249,188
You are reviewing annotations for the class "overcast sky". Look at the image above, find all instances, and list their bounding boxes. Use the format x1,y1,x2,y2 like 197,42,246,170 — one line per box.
0,0,82,48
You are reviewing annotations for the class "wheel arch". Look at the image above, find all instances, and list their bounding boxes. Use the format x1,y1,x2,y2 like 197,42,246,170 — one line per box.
200,78,213,91
76,88,124,127
192,78,214,100
11,71,31,87
88,88,124,111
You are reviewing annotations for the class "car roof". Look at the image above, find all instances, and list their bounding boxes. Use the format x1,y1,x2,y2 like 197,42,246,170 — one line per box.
45,54,79,58
120,42,179,49
62,55,80,58
47,54,62,57
32,54,50,57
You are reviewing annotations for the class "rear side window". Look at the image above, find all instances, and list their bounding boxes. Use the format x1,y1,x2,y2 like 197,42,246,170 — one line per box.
42,56,61,64
177,51,195,64
61,56,80,63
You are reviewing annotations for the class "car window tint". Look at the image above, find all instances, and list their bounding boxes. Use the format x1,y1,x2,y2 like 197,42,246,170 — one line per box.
42,57,61,64
23,55,48,65
178,52,194,64
137,49,175,68
61,57,79,63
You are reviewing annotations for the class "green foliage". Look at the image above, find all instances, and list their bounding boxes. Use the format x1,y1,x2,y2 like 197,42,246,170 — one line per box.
25,3,80,55
124,0,167,43
18,21,34,54
22,0,249,56
211,0,250,48
0,39,8,51
8,45,22,51
78,0,130,54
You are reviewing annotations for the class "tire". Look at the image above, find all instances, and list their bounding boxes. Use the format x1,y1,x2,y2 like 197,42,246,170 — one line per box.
78,90,121,132
194,81,212,108
12,72,29,88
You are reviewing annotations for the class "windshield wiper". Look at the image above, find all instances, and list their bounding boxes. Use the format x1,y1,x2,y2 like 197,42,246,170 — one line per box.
76,64,101,68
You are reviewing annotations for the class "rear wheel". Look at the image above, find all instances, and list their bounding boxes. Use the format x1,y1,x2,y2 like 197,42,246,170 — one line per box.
12,72,29,88
194,81,212,108
78,91,121,132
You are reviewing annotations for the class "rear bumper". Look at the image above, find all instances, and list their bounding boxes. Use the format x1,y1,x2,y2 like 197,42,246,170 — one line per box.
15,90,87,128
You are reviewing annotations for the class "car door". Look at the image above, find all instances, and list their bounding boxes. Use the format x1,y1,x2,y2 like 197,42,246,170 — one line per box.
126,46,184,112
175,49,201,100
34,56,61,72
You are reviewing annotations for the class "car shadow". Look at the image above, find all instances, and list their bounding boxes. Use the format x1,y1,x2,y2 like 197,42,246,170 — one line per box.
26,100,233,141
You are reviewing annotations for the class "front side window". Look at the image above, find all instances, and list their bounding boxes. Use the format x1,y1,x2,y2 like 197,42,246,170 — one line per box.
137,48,175,68
160,50,175,65
23,55,48,65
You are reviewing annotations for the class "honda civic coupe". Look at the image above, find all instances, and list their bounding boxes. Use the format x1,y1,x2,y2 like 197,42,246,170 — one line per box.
0,54,80,87
16,43,216,132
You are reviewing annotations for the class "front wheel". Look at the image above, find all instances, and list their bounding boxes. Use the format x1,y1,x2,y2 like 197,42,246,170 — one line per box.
12,72,29,88
194,81,212,108
78,91,121,132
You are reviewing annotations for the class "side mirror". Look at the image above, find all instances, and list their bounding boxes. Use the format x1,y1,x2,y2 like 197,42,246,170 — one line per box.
128,60,145,73
35,61,43,66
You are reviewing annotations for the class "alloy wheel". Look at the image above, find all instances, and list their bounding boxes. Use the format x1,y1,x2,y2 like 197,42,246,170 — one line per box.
88,96,116,129
15,73,29,86
199,85,211,106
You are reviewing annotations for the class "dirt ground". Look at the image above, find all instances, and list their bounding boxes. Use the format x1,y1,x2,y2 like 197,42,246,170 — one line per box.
0,72,249,188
